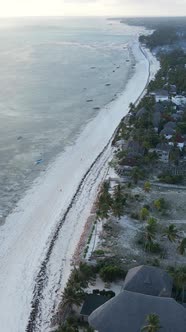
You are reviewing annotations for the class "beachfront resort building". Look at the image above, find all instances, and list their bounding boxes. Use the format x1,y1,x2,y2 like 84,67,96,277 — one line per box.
89,290,186,332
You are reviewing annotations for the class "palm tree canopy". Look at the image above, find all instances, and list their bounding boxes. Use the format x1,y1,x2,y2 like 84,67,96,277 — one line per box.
141,313,162,332
177,238,186,255
163,224,178,242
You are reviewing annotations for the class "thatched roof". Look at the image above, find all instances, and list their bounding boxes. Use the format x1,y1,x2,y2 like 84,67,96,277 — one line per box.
164,121,177,129
136,107,147,118
123,265,173,297
89,291,186,332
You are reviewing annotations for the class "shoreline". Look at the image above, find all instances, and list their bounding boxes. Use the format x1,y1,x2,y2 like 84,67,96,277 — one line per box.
0,37,159,332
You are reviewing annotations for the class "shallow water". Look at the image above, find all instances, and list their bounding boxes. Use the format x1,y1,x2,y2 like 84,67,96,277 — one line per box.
0,17,142,220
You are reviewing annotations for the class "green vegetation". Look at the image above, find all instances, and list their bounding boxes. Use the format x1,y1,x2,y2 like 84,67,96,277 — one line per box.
163,224,178,242
140,207,150,221
177,238,186,256
154,198,167,212
96,181,112,220
148,49,186,93
93,249,105,256
57,317,94,332
141,313,162,332
131,167,145,184
168,266,186,302
158,172,183,185
96,182,127,220
144,181,151,192
99,265,124,282
96,259,126,282
139,26,178,49
92,289,115,298
111,184,126,219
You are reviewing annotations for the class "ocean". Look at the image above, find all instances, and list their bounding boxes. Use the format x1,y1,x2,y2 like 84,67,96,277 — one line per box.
0,17,142,222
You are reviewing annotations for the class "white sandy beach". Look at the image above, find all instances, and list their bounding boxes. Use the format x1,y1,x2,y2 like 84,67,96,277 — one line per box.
0,38,159,332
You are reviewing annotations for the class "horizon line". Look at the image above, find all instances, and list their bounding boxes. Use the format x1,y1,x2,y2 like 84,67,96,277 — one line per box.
0,15,186,19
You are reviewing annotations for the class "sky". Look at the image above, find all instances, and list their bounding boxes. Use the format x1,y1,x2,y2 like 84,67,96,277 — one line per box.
0,0,186,17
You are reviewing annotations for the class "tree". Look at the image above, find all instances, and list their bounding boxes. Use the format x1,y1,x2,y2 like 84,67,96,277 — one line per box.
96,181,112,220
144,181,151,192
147,217,158,234
142,218,158,253
129,102,135,114
168,266,186,303
131,166,144,184
141,313,162,332
62,285,85,311
140,207,150,221
154,198,167,212
163,224,178,242
177,238,186,255
99,265,124,282
169,145,180,167
111,184,126,219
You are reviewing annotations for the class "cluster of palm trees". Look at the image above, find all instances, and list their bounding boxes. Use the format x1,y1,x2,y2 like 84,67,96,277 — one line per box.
163,223,186,256
62,263,95,313
140,210,186,256
96,182,126,220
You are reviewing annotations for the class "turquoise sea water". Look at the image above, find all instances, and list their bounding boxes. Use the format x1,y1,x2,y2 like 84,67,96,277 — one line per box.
0,17,140,220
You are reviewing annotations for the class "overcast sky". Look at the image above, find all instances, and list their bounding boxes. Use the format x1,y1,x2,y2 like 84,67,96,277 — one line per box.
0,0,186,17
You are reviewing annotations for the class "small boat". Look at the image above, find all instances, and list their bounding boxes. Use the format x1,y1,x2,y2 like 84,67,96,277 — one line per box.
36,159,43,165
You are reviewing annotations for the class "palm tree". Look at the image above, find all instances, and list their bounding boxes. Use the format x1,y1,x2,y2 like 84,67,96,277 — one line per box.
143,218,158,253
147,217,157,232
96,181,113,220
144,181,151,192
141,313,162,332
62,285,85,311
111,184,125,219
129,102,135,114
131,166,144,184
177,238,186,255
163,224,178,242
168,266,186,303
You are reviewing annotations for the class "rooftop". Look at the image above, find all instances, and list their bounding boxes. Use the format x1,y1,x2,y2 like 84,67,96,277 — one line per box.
123,265,173,297
80,294,109,317
89,291,186,332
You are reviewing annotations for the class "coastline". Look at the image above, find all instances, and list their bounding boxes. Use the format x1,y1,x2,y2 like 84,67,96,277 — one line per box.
0,38,159,332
